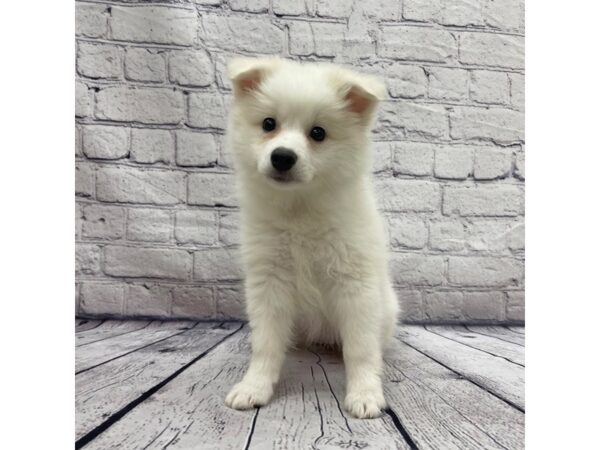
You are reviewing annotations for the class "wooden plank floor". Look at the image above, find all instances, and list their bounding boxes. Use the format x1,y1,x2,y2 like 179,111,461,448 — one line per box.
75,319,525,450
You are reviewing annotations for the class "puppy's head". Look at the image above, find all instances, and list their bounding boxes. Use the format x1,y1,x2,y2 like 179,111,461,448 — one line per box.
227,58,384,191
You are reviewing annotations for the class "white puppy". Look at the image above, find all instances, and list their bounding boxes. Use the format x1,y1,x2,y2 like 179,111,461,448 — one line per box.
224,58,399,419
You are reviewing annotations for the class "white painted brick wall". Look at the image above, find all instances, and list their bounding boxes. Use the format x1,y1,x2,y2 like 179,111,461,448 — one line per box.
75,0,525,324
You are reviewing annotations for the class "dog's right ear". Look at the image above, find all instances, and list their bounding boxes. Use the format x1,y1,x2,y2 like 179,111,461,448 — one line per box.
228,58,280,98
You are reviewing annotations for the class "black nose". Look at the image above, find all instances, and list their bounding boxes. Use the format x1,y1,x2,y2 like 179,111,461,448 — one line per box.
271,147,297,172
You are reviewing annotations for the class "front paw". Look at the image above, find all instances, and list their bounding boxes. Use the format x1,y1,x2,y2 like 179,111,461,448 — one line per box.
225,380,273,410
344,388,386,419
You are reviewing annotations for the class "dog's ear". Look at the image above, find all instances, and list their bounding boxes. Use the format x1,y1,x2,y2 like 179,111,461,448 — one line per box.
332,69,386,121
228,57,281,98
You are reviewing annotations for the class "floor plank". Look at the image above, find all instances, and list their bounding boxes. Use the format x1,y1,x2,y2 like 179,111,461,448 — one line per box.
76,320,152,346
75,323,525,449
396,326,524,411
81,325,255,450
76,321,197,373
384,334,524,450
76,319,103,333
250,346,412,449
75,322,242,441
507,326,525,335
425,326,524,366
465,326,525,347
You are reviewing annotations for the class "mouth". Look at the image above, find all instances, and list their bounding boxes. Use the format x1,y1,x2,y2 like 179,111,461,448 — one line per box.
267,172,298,186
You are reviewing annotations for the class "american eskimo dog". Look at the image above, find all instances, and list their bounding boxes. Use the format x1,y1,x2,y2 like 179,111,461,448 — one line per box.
224,58,399,419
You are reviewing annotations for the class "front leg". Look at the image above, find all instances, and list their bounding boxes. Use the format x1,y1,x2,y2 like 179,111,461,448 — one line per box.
335,282,386,419
225,275,295,410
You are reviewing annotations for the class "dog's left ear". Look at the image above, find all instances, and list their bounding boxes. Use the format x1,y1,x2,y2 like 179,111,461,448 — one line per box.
228,57,281,98
332,69,386,122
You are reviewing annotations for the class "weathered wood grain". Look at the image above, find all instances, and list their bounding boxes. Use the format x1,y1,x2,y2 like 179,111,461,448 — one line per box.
507,326,525,335
425,326,524,366
76,322,242,441
465,326,525,346
82,326,257,449
76,321,196,373
250,346,411,449
396,326,524,411
76,319,103,333
384,335,524,450
76,320,151,346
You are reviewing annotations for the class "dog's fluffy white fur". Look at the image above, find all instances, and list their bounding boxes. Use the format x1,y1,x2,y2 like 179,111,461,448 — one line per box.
224,58,399,419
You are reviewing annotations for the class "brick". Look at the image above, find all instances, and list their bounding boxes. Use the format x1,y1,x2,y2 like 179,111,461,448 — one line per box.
76,126,83,158
443,185,523,216
194,248,243,281
390,254,446,286
428,67,469,101
388,216,428,249
448,256,523,287
125,48,166,82
273,0,308,15
175,210,218,245
450,107,524,144
288,21,314,56
483,0,524,32
187,92,228,129
82,204,126,239
439,1,484,27
473,147,512,179
80,283,124,316
429,220,465,251
126,284,172,317
514,151,525,180
424,292,463,321
361,0,402,20
509,73,525,111
378,101,448,139
506,291,525,322
470,70,510,105
77,42,122,79
201,14,284,53
216,286,246,319
459,33,524,69
387,65,427,99
176,131,218,167
127,208,172,242
434,146,473,180
402,0,441,22
75,81,92,118
76,243,102,275
97,166,186,205
507,221,525,251
76,202,84,240
130,129,174,164
307,22,374,59
397,289,423,322
466,219,524,253
75,163,95,198
463,292,505,321
172,286,215,318
105,245,192,280
315,0,353,18
96,86,185,125
229,0,269,13
375,179,440,212
393,142,434,176
111,6,197,45
188,173,237,207
75,3,108,38
379,26,456,63
372,142,392,173
168,49,214,87
219,211,241,246
82,125,129,160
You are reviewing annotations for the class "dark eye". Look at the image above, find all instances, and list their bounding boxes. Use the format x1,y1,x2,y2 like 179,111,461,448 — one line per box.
262,117,276,132
309,126,326,142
